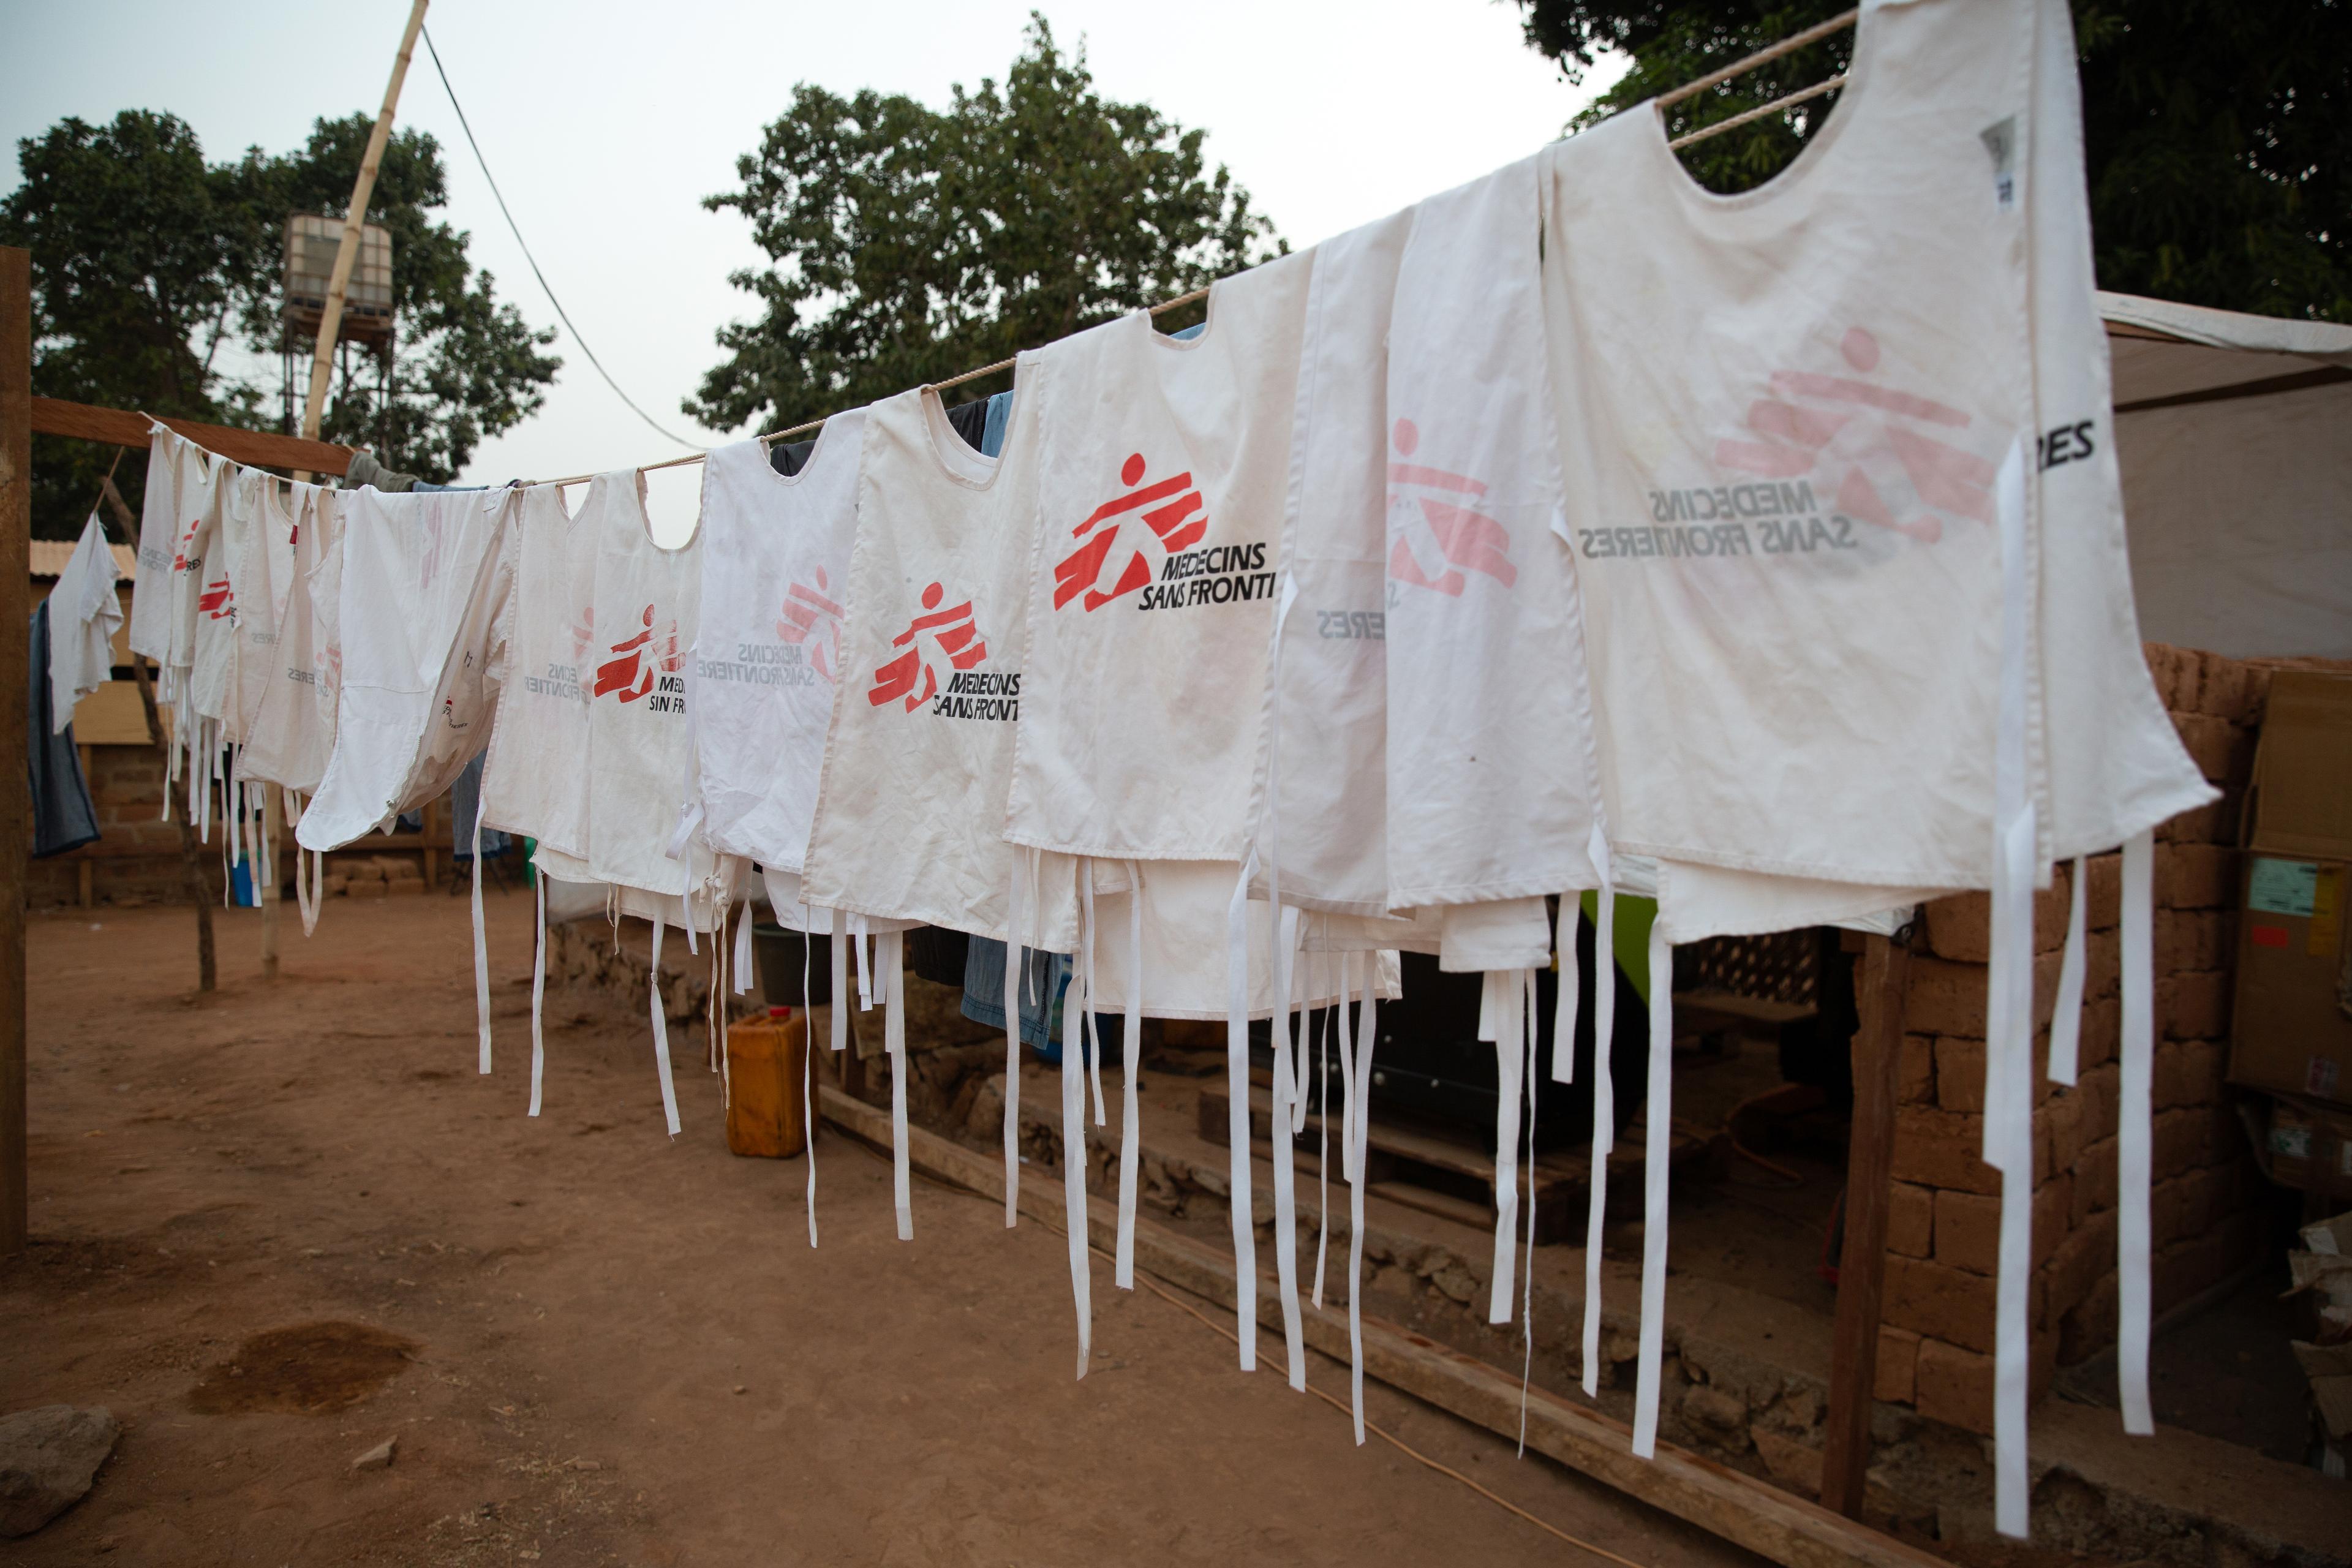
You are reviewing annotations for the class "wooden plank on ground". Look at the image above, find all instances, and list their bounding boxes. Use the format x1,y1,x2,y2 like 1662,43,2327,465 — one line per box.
819,1085,1945,1568
30,396,356,475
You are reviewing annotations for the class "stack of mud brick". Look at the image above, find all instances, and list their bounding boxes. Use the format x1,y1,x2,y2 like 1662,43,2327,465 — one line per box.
26,742,214,907
1873,643,2264,1432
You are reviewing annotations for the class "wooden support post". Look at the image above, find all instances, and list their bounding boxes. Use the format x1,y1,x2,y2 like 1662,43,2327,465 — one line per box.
1820,929,1913,1517
2,245,31,1256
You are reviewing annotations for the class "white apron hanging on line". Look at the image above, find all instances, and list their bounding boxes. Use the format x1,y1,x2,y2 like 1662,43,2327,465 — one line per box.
239,484,344,794
586,470,726,932
222,470,303,747
127,424,189,667
690,419,874,930
297,488,513,851
480,478,605,862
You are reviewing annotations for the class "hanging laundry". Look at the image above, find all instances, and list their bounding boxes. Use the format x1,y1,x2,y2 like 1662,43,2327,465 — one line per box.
585,469,725,929
28,600,102,859
480,478,603,864
221,468,301,747
690,418,875,925
239,484,345,794
47,512,122,728
126,424,185,667
296,488,513,853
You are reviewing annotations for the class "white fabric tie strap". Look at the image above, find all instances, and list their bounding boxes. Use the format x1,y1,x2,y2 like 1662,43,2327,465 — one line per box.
801,897,820,1249
529,872,548,1117
854,917,875,1011
882,929,911,1241
1520,967,1540,1456
1003,851,1028,1227
1313,973,1340,1308
1630,921,1676,1459
733,895,756,995
1580,875,1618,1397
2048,854,2090,1085
1269,903,1308,1390
1223,853,1261,1371
830,907,850,1057
1061,891,1095,1379
472,806,491,1074
288,790,317,935
1487,968,1526,1327
1344,953,1376,1444
649,916,682,1138
1115,860,1145,1289
1983,437,2037,1539
2118,829,2155,1435
1553,890,1583,1086
1082,872,1107,1128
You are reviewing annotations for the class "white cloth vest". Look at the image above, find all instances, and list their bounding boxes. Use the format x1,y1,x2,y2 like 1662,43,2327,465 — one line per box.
586,472,720,924
1008,250,1313,863
803,381,1080,949
480,480,601,858
298,488,512,851
223,472,300,746
189,466,266,731
241,486,344,793
691,418,869,907
127,425,184,665
1385,153,1605,916
48,514,121,728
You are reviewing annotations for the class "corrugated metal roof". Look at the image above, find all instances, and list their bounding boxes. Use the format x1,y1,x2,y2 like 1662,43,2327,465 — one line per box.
29,539,138,579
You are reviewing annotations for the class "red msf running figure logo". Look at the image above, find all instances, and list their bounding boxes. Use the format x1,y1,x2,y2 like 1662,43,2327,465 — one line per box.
1052,453,1208,612
198,576,235,620
593,605,682,702
1714,326,1991,543
869,583,988,710
1387,418,1516,596
778,568,846,684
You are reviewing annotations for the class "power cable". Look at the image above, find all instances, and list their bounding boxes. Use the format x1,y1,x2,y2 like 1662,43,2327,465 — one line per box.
419,24,709,453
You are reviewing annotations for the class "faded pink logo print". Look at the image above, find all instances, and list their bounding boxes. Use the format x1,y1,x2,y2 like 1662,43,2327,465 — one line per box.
1715,327,1992,544
778,568,845,684
1386,418,1516,597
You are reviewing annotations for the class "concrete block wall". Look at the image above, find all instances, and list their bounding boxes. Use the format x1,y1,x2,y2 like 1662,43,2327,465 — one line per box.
26,742,225,907
1875,643,2267,1433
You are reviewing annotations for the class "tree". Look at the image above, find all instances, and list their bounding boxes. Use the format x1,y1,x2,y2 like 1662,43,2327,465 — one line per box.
1512,1,2350,322
2,109,559,538
692,14,1281,435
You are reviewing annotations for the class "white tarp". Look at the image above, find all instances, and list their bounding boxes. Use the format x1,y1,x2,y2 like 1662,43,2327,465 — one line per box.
2104,291,2352,659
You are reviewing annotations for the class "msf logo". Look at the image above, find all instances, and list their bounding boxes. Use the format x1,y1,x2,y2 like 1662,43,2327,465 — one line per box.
1714,326,1992,544
869,582,986,711
198,575,236,622
1052,453,1207,612
593,605,683,703
1387,419,1516,597
778,568,846,684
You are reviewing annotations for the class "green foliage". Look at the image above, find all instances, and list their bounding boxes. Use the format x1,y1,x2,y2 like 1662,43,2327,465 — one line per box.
692,14,1281,435
1513,0,2350,322
2,108,559,538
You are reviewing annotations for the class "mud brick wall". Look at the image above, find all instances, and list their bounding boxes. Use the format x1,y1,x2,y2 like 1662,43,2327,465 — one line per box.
25,742,227,908
1874,643,2266,1433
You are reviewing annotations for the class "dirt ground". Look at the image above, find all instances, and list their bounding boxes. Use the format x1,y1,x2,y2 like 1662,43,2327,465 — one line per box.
2,890,1766,1567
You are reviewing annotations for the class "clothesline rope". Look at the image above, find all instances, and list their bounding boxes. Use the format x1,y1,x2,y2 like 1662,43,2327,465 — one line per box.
535,10,1858,491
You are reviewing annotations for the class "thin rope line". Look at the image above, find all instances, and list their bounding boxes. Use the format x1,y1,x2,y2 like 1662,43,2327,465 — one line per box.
420,25,710,454
858,1137,1649,1568
1667,74,1848,149
1653,9,1856,108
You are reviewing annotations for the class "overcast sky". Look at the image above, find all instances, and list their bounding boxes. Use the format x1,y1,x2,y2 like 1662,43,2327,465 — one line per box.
4,1,1620,534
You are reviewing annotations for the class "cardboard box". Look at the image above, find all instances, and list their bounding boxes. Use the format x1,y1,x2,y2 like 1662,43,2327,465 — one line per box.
2228,673,2352,1108
2265,1094,2352,1200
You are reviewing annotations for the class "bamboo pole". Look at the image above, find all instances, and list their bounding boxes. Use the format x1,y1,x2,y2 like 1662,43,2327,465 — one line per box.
270,0,429,979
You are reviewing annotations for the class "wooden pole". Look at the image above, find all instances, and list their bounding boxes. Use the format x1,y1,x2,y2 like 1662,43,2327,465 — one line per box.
293,0,429,467
270,0,428,978
1819,929,1913,1517
2,246,32,1256
99,478,215,995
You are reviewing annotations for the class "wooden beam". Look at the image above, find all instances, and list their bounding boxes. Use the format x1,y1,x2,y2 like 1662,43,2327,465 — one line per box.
1820,931,1913,1516
2,246,31,1256
29,396,355,475
819,1084,1946,1568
